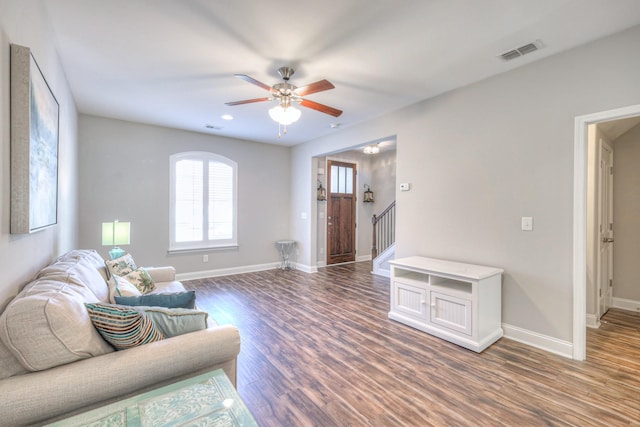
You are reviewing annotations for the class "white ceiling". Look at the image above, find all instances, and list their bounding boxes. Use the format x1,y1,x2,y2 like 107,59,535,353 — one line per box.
598,116,640,141
42,0,640,146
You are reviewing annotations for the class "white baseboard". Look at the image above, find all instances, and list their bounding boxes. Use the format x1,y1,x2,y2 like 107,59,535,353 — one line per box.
502,323,573,359
357,254,372,262
295,263,317,273
176,261,321,280
372,268,390,278
586,313,601,329
612,297,640,312
176,262,279,281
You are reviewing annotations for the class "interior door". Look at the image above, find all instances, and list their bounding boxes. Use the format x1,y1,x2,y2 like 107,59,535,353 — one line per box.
326,160,356,265
598,140,614,318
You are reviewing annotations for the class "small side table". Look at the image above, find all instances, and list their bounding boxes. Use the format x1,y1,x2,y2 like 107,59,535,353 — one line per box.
275,240,296,270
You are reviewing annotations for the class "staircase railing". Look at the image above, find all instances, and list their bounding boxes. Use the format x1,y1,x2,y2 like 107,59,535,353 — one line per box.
371,200,396,260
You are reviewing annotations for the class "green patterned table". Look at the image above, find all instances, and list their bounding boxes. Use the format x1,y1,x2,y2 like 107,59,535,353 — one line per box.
46,369,258,427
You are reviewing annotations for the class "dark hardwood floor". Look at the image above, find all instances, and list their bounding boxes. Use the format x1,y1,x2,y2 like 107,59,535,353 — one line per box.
185,263,640,426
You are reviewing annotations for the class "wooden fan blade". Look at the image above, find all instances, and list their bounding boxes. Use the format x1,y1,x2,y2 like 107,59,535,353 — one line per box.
300,99,343,117
295,79,335,96
225,97,270,106
235,74,273,92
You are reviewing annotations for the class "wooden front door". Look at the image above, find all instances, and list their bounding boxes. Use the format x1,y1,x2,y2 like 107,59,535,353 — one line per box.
327,160,356,265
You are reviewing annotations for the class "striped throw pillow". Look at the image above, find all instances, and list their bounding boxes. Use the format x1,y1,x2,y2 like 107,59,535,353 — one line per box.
85,303,165,350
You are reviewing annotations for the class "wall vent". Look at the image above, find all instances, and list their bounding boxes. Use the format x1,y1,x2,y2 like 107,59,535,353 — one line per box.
499,40,542,61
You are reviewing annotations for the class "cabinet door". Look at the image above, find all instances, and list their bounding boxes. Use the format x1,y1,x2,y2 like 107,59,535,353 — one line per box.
393,281,428,321
429,291,472,336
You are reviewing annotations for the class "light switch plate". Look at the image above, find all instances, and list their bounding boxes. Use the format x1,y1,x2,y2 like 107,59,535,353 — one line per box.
400,183,410,191
521,217,533,231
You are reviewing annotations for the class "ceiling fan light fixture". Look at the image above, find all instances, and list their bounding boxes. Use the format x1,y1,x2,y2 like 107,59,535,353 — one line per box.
269,105,301,125
363,144,380,154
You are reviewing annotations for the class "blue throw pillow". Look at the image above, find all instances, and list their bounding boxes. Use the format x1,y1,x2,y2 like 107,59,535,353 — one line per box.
137,306,209,338
114,291,196,309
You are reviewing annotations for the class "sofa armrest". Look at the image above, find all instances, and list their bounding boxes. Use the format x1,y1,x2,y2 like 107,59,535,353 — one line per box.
0,325,240,426
145,266,176,283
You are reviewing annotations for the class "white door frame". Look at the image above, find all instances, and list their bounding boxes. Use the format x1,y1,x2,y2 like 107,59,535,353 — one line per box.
573,103,640,360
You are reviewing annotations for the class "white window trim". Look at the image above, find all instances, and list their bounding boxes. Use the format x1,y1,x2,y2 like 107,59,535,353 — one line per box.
169,151,238,252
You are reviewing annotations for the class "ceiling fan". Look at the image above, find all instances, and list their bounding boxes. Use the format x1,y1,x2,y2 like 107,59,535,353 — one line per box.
225,67,343,118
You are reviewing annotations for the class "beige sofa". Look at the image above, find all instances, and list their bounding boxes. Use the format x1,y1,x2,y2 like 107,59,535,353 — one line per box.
0,249,241,426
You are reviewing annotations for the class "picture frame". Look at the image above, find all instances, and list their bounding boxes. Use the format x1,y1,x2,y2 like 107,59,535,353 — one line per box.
10,44,59,234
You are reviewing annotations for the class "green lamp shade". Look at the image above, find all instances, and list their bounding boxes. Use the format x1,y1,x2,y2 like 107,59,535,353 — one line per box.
102,221,130,259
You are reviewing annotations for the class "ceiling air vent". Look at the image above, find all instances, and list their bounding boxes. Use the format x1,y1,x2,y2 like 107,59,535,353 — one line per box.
499,40,542,61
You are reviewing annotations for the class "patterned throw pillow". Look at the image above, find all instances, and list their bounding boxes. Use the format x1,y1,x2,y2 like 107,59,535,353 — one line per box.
105,253,138,277
123,268,156,294
85,303,165,350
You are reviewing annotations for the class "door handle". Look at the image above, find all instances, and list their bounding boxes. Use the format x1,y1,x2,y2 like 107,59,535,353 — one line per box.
602,237,614,243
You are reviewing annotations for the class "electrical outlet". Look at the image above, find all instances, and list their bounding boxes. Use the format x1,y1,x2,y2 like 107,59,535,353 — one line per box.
521,217,533,231
203,255,209,262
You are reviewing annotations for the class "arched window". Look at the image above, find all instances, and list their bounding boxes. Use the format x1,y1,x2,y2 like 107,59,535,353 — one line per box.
169,152,237,251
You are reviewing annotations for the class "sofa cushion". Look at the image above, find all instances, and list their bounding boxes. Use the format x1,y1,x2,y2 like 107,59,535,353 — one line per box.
137,306,209,338
0,339,27,380
0,278,114,371
153,280,187,294
85,303,165,350
115,291,196,309
36,249,110,303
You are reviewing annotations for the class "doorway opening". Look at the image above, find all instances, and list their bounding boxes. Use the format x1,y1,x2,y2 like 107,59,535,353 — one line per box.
573,103,640,360
313,137,397,269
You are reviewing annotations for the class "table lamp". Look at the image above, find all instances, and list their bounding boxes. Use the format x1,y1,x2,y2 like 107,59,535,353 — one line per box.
102,220,130,260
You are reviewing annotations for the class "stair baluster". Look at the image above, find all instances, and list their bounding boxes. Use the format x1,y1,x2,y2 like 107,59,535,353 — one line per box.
371,200,396,262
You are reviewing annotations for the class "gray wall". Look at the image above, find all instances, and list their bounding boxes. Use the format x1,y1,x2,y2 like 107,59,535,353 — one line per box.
291,25,640,343
78,115,290,274
0,0,79,308
613,123,640,301
371,149,397,213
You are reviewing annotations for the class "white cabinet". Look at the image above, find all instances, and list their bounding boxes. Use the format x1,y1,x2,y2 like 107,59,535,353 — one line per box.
389,256,503,352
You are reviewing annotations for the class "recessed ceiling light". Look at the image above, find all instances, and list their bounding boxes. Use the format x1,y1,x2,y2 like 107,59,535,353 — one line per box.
330,123,341,129
221,114,234,121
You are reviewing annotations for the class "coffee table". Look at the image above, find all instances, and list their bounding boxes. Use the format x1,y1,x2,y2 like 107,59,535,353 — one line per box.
45,369,258,426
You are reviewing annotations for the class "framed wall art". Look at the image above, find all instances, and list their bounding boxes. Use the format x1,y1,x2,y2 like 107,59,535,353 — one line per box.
10,44,59,234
